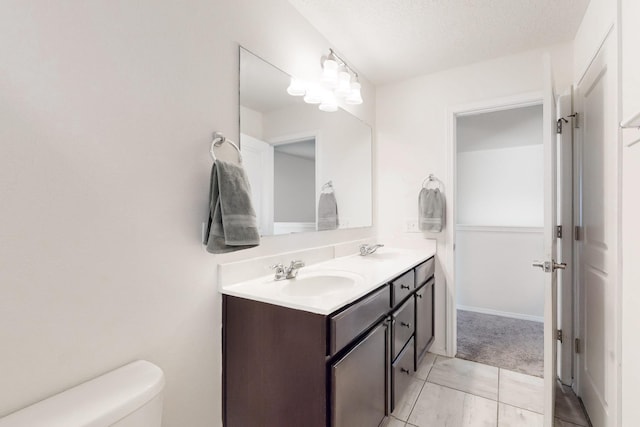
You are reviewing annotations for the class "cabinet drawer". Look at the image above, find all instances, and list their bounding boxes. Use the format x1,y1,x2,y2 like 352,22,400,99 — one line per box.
415,257,435,287
330,285,390,356
392,337,415,412
392,298,415,360
391,269,415,306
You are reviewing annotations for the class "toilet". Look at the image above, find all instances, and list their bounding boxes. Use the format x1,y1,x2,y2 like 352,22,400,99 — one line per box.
0,360,165,427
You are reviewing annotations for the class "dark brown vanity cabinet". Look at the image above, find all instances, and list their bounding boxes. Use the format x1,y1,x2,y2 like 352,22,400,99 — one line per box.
222,255,436,427
223,286,390,427
223,295,329,427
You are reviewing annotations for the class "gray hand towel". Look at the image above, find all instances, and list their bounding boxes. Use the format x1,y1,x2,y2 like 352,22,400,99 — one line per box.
205,160,260,253
318,192,339,231
419,188,445,232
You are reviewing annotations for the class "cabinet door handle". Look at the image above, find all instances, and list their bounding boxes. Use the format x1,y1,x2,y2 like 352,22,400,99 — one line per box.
416,293,423,299
400,322,411,328
400,284,411,290
400,368,411,375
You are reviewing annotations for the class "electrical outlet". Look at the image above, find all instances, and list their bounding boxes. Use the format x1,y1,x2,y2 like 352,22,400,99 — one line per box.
405,219,419,233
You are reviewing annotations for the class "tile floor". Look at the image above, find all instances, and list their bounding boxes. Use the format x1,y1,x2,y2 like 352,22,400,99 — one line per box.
381,354,590,427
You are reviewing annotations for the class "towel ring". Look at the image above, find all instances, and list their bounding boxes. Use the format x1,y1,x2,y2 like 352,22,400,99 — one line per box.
210,132,242,163
422,174,444,191
321,180,334,192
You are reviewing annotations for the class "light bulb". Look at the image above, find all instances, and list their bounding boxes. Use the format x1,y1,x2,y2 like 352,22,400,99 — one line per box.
346,81,363,105
303,85,323,104
321,58,339,89
319,90,338,112
286,77,306,96
335,70,352,97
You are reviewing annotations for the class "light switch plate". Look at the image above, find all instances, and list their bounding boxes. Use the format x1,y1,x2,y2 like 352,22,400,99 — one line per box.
405,219,420,233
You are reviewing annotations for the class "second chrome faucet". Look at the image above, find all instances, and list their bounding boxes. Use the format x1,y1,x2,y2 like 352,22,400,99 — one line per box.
359,243,384,256
271,260,305,281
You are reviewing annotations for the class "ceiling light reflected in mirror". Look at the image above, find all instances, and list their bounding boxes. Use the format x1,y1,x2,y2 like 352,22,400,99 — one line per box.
286,48,363,111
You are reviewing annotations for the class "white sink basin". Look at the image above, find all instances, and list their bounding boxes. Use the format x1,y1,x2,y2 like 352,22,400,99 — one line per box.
280,271,363,297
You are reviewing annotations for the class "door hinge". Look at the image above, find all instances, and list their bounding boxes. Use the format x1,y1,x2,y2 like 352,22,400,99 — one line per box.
575,338,581,354
556,225,563,238
574,226,582,241
556,113,578,134
556,329,563,343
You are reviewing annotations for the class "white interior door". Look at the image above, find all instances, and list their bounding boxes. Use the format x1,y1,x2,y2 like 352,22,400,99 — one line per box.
557,91,575,386
240,134,274,235
574,32,618,427
537,54,559,427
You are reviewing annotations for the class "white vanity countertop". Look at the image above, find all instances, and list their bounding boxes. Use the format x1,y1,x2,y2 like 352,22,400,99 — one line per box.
219,246,436,315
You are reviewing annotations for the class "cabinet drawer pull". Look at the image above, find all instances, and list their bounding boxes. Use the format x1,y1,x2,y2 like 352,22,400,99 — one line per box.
400,284,411,290
400,321,411,328
400,367,411,375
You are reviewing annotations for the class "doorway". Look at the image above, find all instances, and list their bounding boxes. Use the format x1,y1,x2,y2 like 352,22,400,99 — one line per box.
241,132,319,236
454,104,545,377
445,85,592,426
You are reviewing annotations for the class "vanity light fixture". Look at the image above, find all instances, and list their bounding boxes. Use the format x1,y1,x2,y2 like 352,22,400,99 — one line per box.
286,48,363,111
319,90,338,112
286,78,306,96
303,84,323,104
321,55,339,89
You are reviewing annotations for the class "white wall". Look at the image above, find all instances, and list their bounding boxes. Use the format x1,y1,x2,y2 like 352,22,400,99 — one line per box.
376,42,573,354
0,1,376,426
620,0,640,423
456,105,543,152
455,107,544,319
273,152,315,222
457,145,543,226
456,227,544,321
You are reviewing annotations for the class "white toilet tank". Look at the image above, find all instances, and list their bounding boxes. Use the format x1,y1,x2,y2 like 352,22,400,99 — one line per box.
0,360,165,427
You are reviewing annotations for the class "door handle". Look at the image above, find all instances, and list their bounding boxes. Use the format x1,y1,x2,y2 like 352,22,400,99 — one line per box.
553,261,567,271
532,260,567,273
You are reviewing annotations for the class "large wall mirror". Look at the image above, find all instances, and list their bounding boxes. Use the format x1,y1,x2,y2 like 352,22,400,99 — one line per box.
239,47,373,236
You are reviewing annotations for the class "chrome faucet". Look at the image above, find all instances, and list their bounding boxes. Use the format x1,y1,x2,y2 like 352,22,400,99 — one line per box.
270,260,305,281
359,243,384,256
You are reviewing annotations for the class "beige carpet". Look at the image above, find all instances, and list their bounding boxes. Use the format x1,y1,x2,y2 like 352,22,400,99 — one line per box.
456,310,544,377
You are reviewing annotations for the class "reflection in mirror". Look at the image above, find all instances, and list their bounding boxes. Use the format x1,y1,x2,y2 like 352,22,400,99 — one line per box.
273,139,316,234
240,47,372,236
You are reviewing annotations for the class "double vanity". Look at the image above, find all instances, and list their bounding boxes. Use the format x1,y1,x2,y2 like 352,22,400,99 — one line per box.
221,245,436,427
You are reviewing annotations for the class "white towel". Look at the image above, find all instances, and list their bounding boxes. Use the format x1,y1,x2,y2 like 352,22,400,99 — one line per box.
419,188,445,232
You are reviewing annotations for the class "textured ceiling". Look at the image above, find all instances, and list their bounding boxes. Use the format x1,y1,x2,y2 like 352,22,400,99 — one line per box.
288,0,589,84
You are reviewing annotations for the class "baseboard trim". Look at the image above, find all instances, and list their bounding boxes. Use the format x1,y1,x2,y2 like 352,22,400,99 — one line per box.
457,305,544,323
